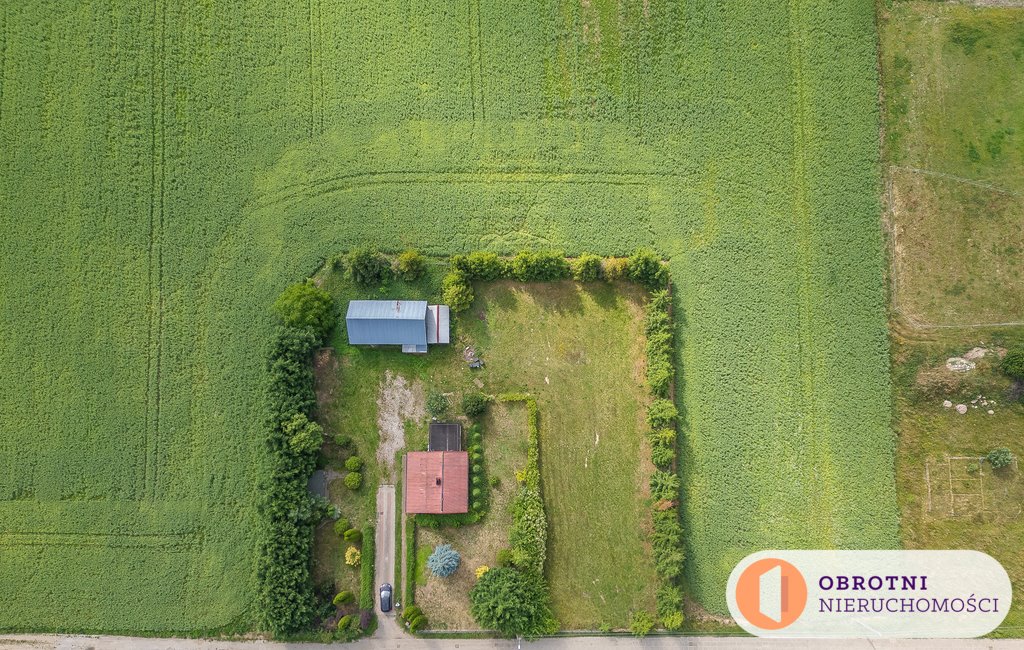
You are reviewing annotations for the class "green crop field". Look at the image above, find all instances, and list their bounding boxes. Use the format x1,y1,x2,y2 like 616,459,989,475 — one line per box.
0,0,894,631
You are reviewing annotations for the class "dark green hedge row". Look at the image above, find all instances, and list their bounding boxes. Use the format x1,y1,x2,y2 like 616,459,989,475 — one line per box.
255,326,326,635
443,248,668,312
360,524,376,613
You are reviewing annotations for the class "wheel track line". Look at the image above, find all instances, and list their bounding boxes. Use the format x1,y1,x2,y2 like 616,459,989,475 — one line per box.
145,0,167,500
787,0,831,543
250,168,704,210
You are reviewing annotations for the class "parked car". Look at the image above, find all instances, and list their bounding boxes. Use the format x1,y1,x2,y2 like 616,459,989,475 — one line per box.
379,583,393,612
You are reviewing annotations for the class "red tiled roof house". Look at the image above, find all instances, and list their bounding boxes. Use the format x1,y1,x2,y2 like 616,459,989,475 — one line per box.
404,451,469,514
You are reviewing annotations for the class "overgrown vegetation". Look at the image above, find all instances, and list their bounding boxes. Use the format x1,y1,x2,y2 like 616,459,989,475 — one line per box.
255,324,327,635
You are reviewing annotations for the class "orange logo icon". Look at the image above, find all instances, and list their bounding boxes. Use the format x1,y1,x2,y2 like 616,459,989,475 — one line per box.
734,558,807,630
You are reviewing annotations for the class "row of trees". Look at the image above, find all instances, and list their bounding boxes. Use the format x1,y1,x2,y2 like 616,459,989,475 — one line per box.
258,282,357,636
443,248,668,312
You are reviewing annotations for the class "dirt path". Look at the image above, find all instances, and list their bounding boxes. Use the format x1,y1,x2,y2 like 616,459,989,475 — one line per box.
375,371,424,482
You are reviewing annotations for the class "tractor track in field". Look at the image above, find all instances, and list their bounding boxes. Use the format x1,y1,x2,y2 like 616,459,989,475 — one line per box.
787,0,833,542
144,0,167,501
249,168,705,211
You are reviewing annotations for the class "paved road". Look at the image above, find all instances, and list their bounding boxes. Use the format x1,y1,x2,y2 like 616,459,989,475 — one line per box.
375,484,400,639
2,634,1022,650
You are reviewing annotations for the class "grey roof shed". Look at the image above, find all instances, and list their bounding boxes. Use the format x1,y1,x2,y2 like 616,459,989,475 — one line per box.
346,300,428,346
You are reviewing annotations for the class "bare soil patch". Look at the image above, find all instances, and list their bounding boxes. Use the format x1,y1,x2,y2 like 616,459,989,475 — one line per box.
376,371,424,482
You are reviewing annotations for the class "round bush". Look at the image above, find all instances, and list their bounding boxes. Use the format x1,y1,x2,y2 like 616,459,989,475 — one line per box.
472,475,483,487
344,456,364,471
472,463,482,474
987,447,1014,469
345,546,361,567
489,475,500,488
337,614,353,630
343,528,363,543
333,518,351,537
348,247,391,286
396,249,427,281
333,590,354,606
344,472,363,490
272,281,336,337
462,392,489,418
1003,347,1024,381
472,487,481,498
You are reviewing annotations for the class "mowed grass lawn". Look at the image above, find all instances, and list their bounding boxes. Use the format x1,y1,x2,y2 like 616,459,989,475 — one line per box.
461,282,656,629
892,328,1024,634
880,2,1024,325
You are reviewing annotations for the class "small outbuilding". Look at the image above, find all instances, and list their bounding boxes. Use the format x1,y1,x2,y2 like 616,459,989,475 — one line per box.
404,451,469,515
345,300,450,354
428,422,462,452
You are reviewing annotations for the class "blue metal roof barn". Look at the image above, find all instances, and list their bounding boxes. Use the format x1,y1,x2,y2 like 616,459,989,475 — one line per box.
345,300,450,354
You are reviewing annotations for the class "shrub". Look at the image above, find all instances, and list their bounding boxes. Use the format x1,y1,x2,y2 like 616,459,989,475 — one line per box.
648,289,672,313
359,526,375,608
602,257,628,280
396,249,427,281
496,548,513,567
348,248,391,286
462,392,489,418
647,399,678,428
645,308,672,337
453,251,505,280
663,611,685,630
987,447,1014,469
344,472,363,490
345,546,361,567
469,567,555,638
625,247,666,290
509,250,571,282
273,282,336,338
649,428,677,447
647,358,674,397
570,253,603,282
333,518,351,537
650,471,681,501
489,475,500,488
343,528,363,543
475,565,490,579
283,413,324,456
629,610,654,637
401,605,422,623
426,391,449,418
472,463,482,474
1002,347,1024,381
651,443,676,468
427,544,461,577
344,456,364,471
656,584,684,618
442,270,474,312
337,614,353,631
333,434,353,449
408,614,428,633
509,486,547,575
333,590,355,606
967,462,980,474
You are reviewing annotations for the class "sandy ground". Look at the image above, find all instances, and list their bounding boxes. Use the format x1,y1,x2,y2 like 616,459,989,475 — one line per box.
375,371,424,482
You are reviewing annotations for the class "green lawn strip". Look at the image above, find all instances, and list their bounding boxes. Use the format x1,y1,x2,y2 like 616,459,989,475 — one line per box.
879,1,1024,324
